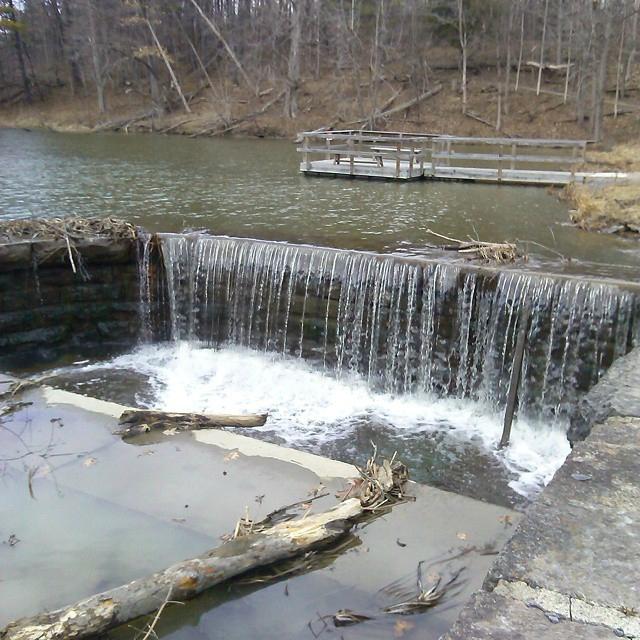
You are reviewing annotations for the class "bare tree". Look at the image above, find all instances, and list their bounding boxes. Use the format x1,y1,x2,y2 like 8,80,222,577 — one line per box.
284,0,305,118
457,0,468,115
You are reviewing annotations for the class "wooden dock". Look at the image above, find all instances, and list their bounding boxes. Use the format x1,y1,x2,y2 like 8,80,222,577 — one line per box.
297,130,627,186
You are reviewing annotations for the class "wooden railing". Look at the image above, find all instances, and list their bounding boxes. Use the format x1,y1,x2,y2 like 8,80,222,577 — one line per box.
297,130,588,181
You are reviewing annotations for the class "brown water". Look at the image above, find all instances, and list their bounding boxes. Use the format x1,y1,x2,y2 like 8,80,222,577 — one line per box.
0,128,638,280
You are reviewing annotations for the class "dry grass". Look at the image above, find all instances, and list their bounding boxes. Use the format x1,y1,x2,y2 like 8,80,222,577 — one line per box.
562,181,640,233
586,144,640,172
0,216,137,243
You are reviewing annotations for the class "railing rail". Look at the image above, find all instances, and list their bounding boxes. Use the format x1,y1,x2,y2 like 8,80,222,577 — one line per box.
297,129,588,181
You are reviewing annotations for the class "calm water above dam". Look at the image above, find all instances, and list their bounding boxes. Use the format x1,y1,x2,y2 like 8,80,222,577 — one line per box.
0,128,638,280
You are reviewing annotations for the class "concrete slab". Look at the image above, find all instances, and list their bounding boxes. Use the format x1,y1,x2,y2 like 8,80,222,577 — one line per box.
488,416,640,614
443,592,616,639
440,415,640,639
1,382,519,638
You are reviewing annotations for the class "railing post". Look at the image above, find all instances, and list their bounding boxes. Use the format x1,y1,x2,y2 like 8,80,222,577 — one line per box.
446,139,452,166
510,143,517,170
498,144,503,182
431,139,438,177
303,135,311,171
409,143,415,176
348,137,354,176
325,136,331,161
395,140,401,179
571,144,578,180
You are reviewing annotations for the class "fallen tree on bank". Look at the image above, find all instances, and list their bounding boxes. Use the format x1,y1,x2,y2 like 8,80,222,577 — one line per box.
0,499,363,640
116,409,268,438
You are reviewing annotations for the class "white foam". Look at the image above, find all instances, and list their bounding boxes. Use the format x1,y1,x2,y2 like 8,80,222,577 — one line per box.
57,342,570,497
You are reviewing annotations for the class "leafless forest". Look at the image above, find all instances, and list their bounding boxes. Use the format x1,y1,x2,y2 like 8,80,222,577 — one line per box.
1,1,639,140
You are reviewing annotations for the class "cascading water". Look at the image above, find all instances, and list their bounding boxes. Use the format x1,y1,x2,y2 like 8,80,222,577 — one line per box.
154,233,638,422
44,231,639,504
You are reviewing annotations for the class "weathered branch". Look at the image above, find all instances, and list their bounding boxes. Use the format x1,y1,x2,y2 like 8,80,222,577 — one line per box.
0,499,363,640
116,409,268,437
187,0,255,95
144,18,191,114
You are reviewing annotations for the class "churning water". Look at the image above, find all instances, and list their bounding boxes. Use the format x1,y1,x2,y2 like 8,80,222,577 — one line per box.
151,234,638,421
44,232,638,506
50,342,571,503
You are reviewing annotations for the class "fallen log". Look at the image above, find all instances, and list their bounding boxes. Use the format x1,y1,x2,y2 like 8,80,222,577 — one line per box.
189,88,286,137
377,84,442,119
116,409,268,437
0,499,363,640
344,85,442,128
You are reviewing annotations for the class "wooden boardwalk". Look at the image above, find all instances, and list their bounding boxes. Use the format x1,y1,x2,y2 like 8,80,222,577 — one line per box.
297,130,628,186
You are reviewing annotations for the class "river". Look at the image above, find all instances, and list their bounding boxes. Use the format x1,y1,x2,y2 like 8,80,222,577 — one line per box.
1,128,638,280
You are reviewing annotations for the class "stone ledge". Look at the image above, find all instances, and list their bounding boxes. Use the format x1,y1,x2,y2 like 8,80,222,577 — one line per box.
570,347,640,442
487,416,640,611
442,591,616,639
444,416,640,639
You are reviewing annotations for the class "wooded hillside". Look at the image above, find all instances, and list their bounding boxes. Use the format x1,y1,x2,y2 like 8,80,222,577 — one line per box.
1,1,639,142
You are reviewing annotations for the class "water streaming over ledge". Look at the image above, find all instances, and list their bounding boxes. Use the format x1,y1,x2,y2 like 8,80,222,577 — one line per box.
147,234,638,423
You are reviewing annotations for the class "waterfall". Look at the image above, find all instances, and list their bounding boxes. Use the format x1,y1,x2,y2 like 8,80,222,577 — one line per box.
153,233,638,421
136,229,153,342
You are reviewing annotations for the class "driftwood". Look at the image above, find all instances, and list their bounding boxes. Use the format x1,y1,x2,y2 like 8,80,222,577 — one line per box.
116,409,268,437
425,229,520,263
0,499,363,640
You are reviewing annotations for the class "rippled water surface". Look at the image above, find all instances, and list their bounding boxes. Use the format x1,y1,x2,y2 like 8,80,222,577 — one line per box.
1,128,638,278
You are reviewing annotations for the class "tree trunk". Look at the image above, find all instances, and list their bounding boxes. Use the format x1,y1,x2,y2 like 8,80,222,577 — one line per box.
58,0,84,95
592,8,613,141
457,0,468,115
624,0,639,87
87,0,106,113
564,16,573,103
284,0,305,118
0,499,362,640
7,0,32,104
145,17,192,114
537,0,550,96
187,0,255,95
515,4,525,92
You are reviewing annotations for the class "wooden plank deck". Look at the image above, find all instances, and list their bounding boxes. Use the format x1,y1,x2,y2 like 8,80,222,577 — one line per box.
297,130,629,186
300,159,423,180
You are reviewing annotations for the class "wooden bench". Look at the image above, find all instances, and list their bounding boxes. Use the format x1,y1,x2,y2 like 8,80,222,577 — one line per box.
333,153,384,167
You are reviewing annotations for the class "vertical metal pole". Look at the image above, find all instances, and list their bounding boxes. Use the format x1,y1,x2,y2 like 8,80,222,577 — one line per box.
499,305,530,449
